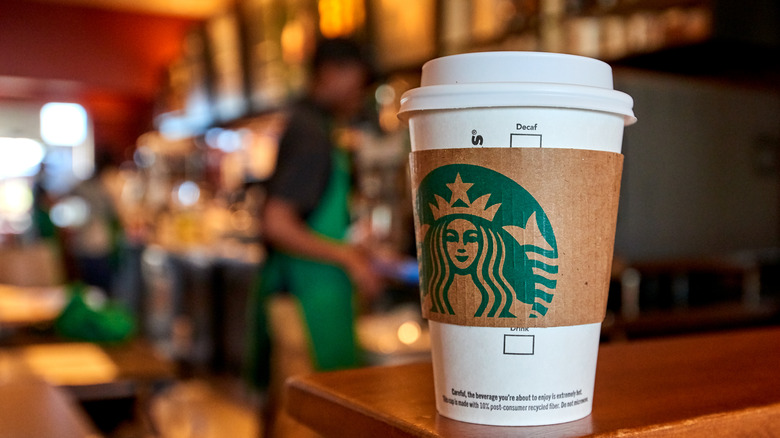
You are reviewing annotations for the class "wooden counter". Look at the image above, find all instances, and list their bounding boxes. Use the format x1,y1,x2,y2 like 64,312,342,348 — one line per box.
286,326,780,437
0,340,175,401
0,378,98,438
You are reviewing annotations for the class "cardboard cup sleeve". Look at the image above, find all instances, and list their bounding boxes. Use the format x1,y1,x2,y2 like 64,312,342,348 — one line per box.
410,147,623,328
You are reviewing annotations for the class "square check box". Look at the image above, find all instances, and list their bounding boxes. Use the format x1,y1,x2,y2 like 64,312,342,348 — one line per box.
504,334,535,355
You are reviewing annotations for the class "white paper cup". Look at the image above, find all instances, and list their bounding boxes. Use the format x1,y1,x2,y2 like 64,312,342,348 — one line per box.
399,52,635,426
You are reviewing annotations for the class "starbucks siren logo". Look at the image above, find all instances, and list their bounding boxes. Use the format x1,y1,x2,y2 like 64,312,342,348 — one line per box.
417,164,558,318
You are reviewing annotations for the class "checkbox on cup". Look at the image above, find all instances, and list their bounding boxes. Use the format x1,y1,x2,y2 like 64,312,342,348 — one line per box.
503,334,535,355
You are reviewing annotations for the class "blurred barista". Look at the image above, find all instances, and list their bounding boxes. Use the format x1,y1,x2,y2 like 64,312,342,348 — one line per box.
246,37,383,435
65,153,122,296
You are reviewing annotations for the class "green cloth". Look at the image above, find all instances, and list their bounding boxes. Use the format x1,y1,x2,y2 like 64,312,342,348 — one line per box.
246,147,359,388
55,283,135,343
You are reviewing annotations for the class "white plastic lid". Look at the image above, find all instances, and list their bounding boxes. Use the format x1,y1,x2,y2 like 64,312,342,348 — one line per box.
399,52,636,125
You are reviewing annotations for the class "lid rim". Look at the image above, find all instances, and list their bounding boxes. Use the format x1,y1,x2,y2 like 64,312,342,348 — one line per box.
398,83,636,125
398,104,637,126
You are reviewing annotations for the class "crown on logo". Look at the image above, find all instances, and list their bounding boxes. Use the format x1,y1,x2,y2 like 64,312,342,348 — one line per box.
430,173,501,221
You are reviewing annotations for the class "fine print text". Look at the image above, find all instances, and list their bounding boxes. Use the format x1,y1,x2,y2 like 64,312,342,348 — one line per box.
443,387,588,413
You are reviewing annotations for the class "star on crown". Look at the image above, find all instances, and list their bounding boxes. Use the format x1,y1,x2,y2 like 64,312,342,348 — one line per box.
430,173,501,221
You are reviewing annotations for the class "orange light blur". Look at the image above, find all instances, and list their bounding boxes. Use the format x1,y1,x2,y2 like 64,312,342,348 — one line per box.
318,0,364,38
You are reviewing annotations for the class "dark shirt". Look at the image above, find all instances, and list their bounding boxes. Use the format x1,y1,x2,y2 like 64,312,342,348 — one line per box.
266,99,334,219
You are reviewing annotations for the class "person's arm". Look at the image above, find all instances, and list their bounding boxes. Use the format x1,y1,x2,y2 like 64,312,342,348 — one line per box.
262,196,383,300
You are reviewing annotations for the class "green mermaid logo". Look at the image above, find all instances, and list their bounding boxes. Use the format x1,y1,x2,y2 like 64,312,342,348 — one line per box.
416,164,558,319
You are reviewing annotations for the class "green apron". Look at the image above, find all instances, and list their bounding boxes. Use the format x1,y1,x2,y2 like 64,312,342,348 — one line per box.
246,146,359,388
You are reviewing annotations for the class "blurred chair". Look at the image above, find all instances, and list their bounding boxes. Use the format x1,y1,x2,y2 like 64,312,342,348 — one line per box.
265,294,319,438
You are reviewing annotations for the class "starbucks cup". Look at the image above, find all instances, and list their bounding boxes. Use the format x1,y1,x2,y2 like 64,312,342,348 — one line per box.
398,52,635,426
